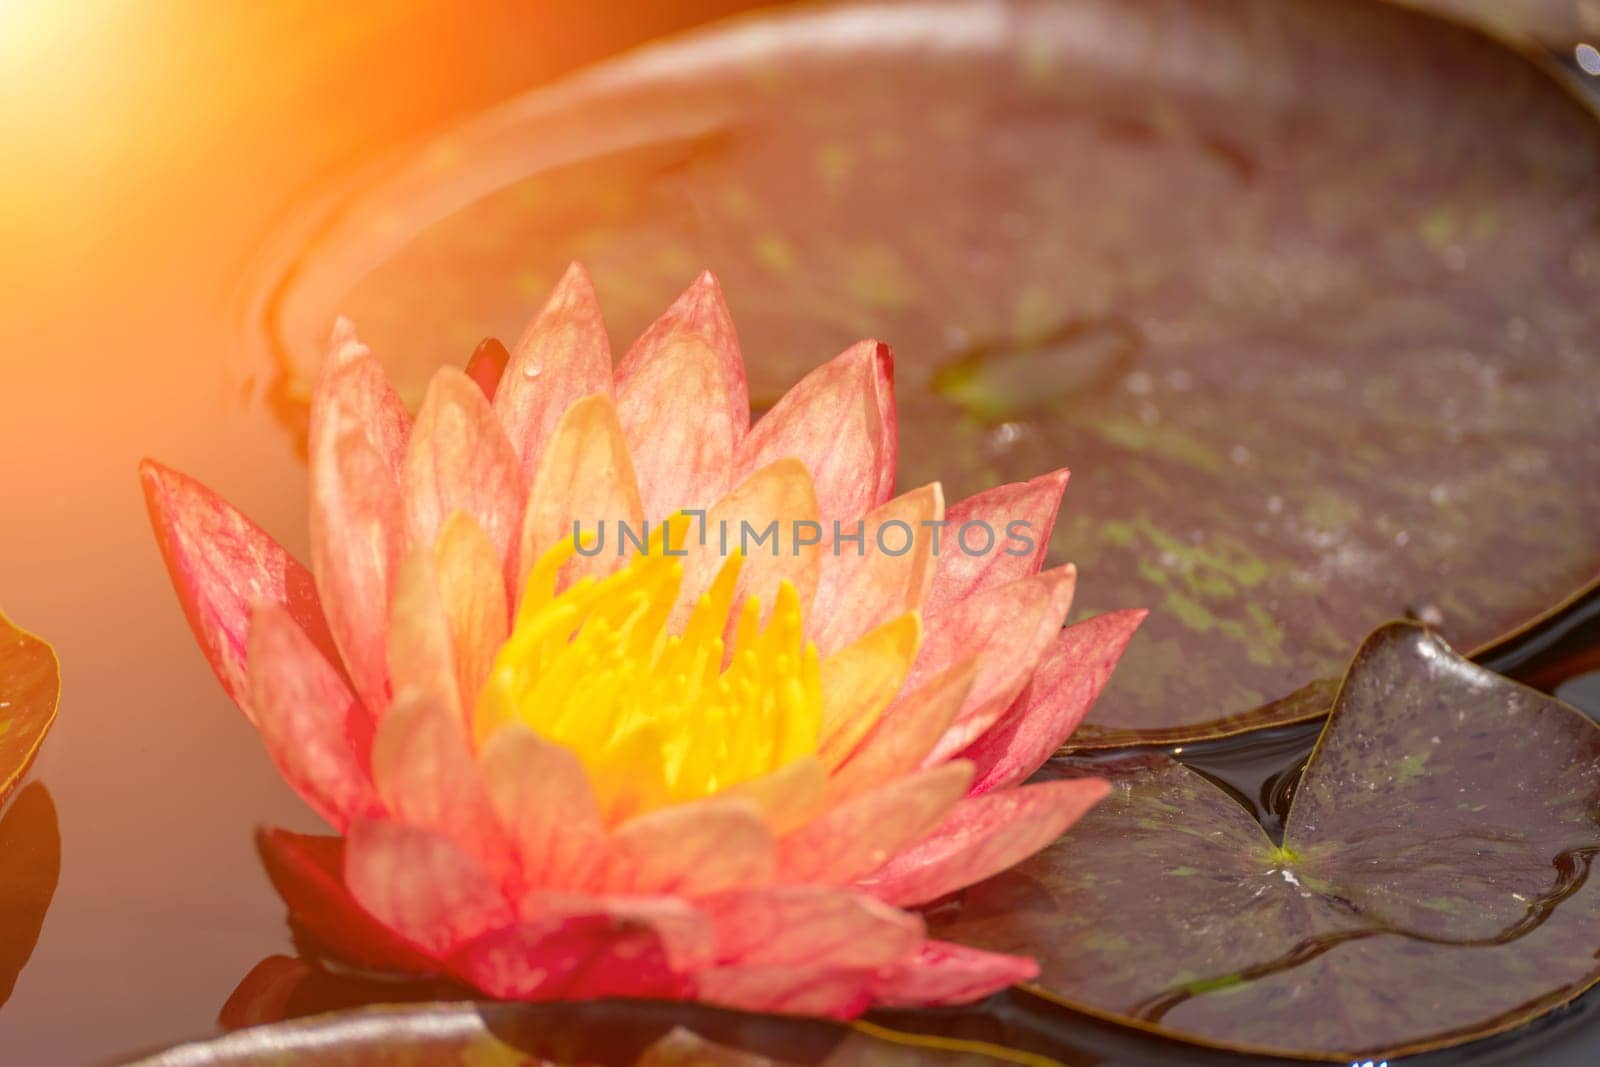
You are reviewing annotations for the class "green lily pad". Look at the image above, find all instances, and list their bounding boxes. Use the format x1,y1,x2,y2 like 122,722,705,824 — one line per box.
925,622,1600,1060
130,999,1049,1066
253,0,1600,745
0,609,59,804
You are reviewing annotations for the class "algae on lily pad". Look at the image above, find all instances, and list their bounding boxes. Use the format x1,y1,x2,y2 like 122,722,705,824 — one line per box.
259,0,1600,745
134,1000,1044,1066
927,622,1600,1060
0,610,59,804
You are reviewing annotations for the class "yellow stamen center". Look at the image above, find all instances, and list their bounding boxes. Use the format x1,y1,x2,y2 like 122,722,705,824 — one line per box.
476,515,823,820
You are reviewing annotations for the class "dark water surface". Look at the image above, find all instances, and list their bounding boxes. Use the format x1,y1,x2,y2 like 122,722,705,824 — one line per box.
2,2,1598,1064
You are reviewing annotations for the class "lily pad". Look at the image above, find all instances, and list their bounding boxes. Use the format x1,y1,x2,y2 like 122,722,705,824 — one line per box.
132,999,1047,1066
253,0,1600,744
0,609,59,803
925,622,1600,1060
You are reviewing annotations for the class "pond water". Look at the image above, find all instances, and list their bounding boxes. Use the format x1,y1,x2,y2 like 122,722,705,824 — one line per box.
1,1,1598,1064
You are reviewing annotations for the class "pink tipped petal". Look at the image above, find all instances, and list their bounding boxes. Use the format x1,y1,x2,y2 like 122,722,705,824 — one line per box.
517,891,714,973
369,687,511,881
704,885,923,969
402,368,525,587
309,322,412,483
676,458,821,629
777,761,972,885
722,756,829,836
310,424,407,716
615,271,749,517
858,777,1109,908
926,469,1069,617
913,566,1077,767
495,263,614,483
477,726,604,892
871,941,1039,1007
449,914,688,1002
140,460,340,721
247,603,382,831
963,609,1148,794
344,818,513,958
433,513,511,717
811,483,943,656
606,798,775,896
519,393,644,592
737,340,896,524
817,613,922,771
255,829,437,974
697,966,879,1018
827,659,976,807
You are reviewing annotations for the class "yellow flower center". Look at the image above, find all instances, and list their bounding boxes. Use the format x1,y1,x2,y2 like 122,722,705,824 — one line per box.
475,515,822,819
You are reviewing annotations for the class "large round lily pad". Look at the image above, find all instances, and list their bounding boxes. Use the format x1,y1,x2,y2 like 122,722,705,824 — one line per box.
131,1000,1045,1066
925,623,1600,1060
254,0,1600,743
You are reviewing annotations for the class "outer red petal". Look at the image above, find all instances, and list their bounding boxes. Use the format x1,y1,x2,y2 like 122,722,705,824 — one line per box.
696,965,879,1018
926,469,1069,617
494,262,613,485
615,271,749,517
255,828,437,974
869,940,1039,1007
247,603,382,831
857,778,1109,908
736,340,896,525
448,914,688,1002
139,461,339,721
962,609,1147,794
703,885,923,969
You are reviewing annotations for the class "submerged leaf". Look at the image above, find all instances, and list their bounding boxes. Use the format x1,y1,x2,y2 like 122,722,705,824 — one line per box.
929,623,1600,1060
0,610,59,803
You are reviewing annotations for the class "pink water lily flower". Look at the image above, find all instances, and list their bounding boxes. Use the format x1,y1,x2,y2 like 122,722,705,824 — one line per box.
142,265,1142,1017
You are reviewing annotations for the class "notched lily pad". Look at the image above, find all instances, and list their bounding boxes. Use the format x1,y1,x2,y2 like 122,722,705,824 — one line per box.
133,999,1046,1066
927,622,1600,1060
258,0,1600,745
0,609,60,804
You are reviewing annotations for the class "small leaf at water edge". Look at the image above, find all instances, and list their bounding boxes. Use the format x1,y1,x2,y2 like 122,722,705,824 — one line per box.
928,622,1600,1061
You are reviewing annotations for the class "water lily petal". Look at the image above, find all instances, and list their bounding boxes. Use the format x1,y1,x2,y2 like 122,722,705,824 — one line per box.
859,777,1109,907
495,262,613,484
402,367,524,587
870,941,1039,1007
697,965,879,1018
433,512,510,719
737,340,895,525
477,725,604,892
255,828,436,974
448,913,687,1002
606,798,775,895
311,424,407,717
777,761,972,885
369,686,511,881
519,393,644,592
247,602,381,831
913,565,1077,766
344,818,513,957
925,469,1069,617
827,658,976,807
676,458,821,628
703,885,923,969
615,271,748,517
817,612,922,770
963,609,1147,793
309,320,412,482
811,483,942,655
721,756,829,836
386,549,460,719
139,461,338,720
